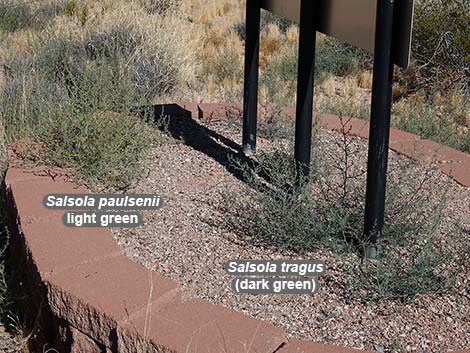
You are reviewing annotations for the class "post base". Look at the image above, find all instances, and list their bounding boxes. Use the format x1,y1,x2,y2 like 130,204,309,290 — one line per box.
365,242,382,260
243,143,256,155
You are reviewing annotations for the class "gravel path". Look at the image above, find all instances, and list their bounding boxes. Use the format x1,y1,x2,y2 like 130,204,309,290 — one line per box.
113,117,470,353
0,326,23,353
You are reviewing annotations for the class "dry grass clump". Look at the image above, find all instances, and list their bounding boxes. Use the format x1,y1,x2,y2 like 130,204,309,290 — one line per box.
54,2,199,98
201,29,244,95
392,90,469,152
94,4,199,97
181,0,239,25
259,23,282,68
1,0,201,188
259,32,298,106
139,0,181,15
319,87,469,153
356,71,373,90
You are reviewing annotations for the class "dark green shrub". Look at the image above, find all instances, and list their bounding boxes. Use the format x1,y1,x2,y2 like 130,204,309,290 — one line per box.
0,0,31,33
412,0,470,90
261,9,295,33
0,0,65,33
231,10,295,41
315,37,366,81
351,232,458,302
222,123,459,301
140,0,181,14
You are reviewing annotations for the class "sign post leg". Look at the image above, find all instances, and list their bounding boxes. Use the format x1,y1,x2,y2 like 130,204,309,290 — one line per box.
364,0,395,259
294,0,317,182
242,0,261,153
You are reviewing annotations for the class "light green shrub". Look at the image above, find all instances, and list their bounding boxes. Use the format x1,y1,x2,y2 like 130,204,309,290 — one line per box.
1,2,198,189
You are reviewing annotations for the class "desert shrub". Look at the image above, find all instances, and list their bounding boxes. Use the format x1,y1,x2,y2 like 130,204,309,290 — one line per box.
222,121,458,301
0,2,197,188
41,109,155,190
319,95,371,121
0,58,156,189
0,0,31,33
0,53,72,142
392,91,470,153
231,10,295,41
315,37,366,81
227,150,374,252
222,150,332,252
223,145,447,253
257,109,295,140
351,233,458,302
139,0,181,14
412,0,469,90
29,5,197,100
0,0,66,33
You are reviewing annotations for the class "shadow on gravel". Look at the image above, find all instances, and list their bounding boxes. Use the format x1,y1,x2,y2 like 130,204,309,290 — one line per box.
152,104,271,188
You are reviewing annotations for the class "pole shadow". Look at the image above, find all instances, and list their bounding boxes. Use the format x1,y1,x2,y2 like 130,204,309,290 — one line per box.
151,104,270,188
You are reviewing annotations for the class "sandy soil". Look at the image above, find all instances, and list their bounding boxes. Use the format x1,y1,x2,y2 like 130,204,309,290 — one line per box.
113,117,470,353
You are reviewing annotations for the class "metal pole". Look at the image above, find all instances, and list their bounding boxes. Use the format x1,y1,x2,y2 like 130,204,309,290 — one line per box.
364,0,395,259
242,0,261,153
294,0,317,182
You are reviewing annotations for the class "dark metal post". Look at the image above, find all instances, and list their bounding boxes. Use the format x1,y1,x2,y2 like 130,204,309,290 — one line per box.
294,0,317,181
242,0,261,153
364,0,395,259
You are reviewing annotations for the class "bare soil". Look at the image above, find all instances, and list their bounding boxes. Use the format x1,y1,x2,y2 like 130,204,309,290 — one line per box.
113,117,470,353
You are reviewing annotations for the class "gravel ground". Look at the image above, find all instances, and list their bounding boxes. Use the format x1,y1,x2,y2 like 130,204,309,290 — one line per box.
0,325,23,353
113,117,470,353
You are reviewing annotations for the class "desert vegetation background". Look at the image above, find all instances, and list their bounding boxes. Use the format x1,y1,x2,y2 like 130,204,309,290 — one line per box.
0,0,468,351
0,0,468,180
